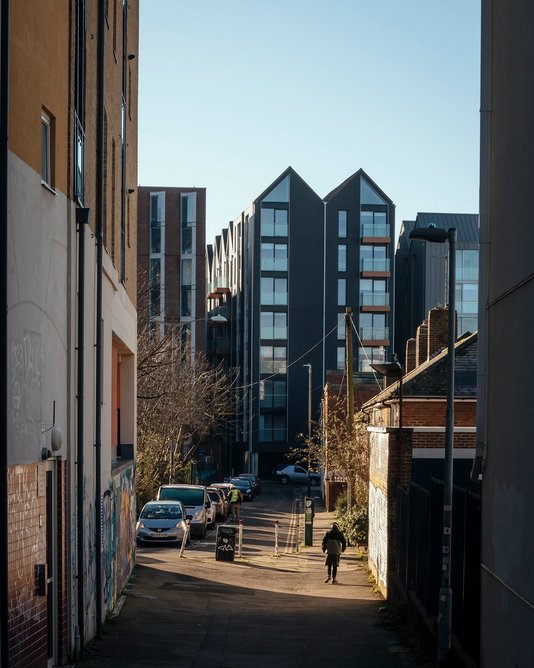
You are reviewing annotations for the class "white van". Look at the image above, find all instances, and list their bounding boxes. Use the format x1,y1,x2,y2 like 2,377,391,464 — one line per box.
156,484,209,538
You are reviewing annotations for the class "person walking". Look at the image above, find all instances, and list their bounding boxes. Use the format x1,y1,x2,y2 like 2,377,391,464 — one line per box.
228,487,243,522
322,522,347,584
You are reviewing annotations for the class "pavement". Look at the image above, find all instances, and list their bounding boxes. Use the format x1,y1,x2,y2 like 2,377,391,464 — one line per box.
73,482,413,668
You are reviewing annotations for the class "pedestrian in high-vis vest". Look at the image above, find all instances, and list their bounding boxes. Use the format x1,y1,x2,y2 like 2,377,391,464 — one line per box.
228,487,243,522
322,522,346,584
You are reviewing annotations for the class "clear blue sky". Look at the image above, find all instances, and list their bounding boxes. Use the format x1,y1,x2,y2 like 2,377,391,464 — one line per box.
139,0,480,244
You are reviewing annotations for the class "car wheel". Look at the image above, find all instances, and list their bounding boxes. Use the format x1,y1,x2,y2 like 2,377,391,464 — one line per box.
280,476,289,485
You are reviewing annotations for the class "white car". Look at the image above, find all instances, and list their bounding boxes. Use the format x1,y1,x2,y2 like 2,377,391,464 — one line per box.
136,500,188,547
205,496,216,528
274,465,321,485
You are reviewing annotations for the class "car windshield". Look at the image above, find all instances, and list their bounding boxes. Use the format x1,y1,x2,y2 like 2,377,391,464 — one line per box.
208,491,220,501
141,504,183,520
229,478,247,487
158,487,204,505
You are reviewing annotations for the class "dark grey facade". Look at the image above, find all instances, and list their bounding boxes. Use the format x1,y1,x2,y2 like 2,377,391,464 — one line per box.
208,167,395,478
478,2,534,665
394,212,479,365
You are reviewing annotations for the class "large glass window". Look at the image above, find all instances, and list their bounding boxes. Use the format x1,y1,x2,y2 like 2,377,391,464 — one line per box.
360,279,389,306
338,245,347,272
149,259,161,317
337,347,345,371
259,414,286,442
456,283,478,315
338,211,347,238
260,379,286,409
361,245,389,272
260,346,287,374
456,250,479,281
261,277,287,305
150,222,161,254
261,243,288,271
337,315,345,340
338,279,346,306
360,178,386,205
262,175,289,203
181,193,196,253
359,313,388,340
181,259,192,317
359,346,386,372
360,209,389,237
261,208,288,236
261,312,287,339
150,193,164,223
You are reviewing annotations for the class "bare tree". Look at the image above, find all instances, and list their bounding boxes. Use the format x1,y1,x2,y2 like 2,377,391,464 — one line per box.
136,310,238,507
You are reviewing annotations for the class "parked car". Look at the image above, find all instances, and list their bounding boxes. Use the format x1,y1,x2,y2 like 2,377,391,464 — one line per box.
136,500,187,547
156,484,209,538
274,465,321,486
205,496,216,528
237,474,260,496
207,487,227,521
228,477,254,501
238,473,261,495
210,482,234,499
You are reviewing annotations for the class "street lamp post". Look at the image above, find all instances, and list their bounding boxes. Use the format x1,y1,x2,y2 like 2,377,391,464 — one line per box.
302,363,312,498
410,225,456,664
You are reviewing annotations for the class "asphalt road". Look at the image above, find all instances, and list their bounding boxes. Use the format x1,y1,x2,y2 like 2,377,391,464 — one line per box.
74,482,413,668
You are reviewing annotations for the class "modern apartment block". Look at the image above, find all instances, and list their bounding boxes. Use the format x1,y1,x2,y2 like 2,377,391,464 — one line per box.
394,212,479,364
478,1,534,665
137,187,207,355
1,2,139,665
207,167,395,478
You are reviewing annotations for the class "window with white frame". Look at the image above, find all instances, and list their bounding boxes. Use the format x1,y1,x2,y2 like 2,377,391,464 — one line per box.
41,111,52,186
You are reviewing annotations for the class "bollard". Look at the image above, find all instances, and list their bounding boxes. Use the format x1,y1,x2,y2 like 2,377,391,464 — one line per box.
295,498,301,553
238,520,243,558
274,520,279,556
179,521,190,558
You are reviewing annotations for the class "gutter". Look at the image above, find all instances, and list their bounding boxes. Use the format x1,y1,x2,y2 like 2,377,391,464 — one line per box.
0,1,10,665
94,0,105,639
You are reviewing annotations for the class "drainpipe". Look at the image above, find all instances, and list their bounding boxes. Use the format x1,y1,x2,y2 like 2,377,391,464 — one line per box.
471,0,490,483
94,0,105,640
76,207,89,654
0,2,10,665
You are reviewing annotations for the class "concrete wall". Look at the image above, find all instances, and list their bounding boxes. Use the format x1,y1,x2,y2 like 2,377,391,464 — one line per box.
480,2,534,665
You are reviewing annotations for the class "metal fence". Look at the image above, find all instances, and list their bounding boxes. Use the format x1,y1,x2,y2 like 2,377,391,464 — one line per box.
396,480,481,662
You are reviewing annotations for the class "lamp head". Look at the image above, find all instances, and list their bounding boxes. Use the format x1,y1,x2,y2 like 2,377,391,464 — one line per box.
409,226,448,243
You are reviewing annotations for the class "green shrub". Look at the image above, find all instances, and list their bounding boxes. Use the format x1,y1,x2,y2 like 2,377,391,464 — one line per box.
334,490,348,516
336,505,368,547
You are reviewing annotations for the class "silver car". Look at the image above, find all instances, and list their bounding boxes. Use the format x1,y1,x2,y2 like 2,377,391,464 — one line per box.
136,500,187,547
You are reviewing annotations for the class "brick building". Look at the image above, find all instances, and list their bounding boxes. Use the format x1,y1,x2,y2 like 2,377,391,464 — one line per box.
137,186,207,354
2,1,139,665
362,308,477,597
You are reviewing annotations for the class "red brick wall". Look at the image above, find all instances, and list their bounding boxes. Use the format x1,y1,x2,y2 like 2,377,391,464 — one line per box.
403,400,476,427
405,338,416,373
415,320,428,366
8,464,47,668
427,307,449,359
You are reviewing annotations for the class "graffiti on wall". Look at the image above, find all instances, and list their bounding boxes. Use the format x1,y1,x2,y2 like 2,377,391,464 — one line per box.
10,330,43,451
83,481,96,633
100,463,136,612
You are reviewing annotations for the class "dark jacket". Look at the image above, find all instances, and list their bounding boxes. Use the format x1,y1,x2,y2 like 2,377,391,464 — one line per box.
322,526,347,555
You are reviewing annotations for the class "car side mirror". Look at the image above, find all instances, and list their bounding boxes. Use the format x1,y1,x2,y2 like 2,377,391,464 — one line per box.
205,501,210,508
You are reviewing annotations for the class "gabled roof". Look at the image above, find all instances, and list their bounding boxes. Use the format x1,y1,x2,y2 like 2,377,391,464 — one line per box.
362,331,478,408
323,168,394,205
254,166,322,203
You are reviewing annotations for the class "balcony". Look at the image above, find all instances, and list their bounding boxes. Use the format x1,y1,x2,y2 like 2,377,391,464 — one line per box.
361,223,390,239
360,292,390,307
359,326,390,346
360,258,390,273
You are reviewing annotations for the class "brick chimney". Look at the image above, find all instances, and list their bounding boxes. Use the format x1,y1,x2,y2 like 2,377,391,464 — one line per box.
427,307,449,359
415,320,429,366
405,337,417,373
